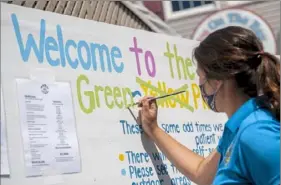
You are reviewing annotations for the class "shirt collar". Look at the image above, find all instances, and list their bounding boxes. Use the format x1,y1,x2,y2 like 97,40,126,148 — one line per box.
225,98,262,133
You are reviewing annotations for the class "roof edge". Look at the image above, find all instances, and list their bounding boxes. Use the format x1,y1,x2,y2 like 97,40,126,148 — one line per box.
121,1,181,36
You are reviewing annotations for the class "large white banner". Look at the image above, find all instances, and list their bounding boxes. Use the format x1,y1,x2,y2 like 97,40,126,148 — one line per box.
1,88,10,176
1,3,227,185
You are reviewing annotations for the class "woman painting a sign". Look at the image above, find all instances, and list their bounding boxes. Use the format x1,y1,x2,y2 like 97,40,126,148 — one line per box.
138,26,280,185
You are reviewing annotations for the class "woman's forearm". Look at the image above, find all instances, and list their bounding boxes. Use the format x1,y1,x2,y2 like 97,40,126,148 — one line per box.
147,124,205,183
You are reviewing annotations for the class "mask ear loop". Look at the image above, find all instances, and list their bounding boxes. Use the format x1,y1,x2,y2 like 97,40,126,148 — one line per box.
200,80,213,110
211,81,223,112
200,79,217,96
199,79,208,96
205,79,222,95
212,90,218,112
200,79,221,112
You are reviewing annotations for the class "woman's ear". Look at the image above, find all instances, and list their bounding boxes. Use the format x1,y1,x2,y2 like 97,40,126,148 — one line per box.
213,80,223,91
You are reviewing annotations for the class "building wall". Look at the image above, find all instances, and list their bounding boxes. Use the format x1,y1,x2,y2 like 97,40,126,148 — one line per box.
277,29,281,52
145,1,280,54
6,1,152,31
167,1,279,39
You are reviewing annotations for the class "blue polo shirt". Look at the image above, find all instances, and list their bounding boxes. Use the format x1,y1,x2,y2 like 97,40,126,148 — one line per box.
213,98,280,185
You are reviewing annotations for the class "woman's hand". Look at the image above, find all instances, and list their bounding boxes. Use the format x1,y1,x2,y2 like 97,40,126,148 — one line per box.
136,97,219,185
137,96,159,137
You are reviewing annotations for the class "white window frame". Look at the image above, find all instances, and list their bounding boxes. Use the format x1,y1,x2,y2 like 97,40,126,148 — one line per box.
162,1,221,21
227,1,253,6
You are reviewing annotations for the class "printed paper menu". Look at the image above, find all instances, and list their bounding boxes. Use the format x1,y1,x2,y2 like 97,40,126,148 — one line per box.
16,79,81,177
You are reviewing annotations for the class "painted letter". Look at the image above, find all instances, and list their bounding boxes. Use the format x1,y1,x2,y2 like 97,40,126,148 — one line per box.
129,37,143,75
77,74,95,114
11,14,45,63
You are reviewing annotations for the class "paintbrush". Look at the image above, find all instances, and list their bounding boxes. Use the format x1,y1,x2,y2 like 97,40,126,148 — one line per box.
127,90,186,108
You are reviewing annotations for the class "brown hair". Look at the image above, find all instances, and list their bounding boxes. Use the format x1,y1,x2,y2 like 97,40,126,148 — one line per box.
193,26,280,121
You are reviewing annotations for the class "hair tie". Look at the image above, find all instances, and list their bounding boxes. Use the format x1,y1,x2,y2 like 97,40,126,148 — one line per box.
256,50,264,58
248,51,264,69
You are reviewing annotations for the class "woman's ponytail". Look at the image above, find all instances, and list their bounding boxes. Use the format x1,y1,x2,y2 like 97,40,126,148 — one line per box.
256,52,280,121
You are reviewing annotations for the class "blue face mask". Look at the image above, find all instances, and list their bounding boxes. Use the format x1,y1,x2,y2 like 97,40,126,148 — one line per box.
199,81,218,112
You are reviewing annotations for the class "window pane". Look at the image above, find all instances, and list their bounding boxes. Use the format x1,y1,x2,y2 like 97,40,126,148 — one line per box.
182,1,191,9
171,0,214,12
205,1,213,5
171,1,180,11
193,1,203,7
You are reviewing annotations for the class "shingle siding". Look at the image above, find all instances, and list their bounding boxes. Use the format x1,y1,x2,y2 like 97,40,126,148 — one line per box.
5,1,152,31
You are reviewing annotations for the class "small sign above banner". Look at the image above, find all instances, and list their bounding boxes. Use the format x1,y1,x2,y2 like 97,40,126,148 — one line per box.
192,8,277,54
